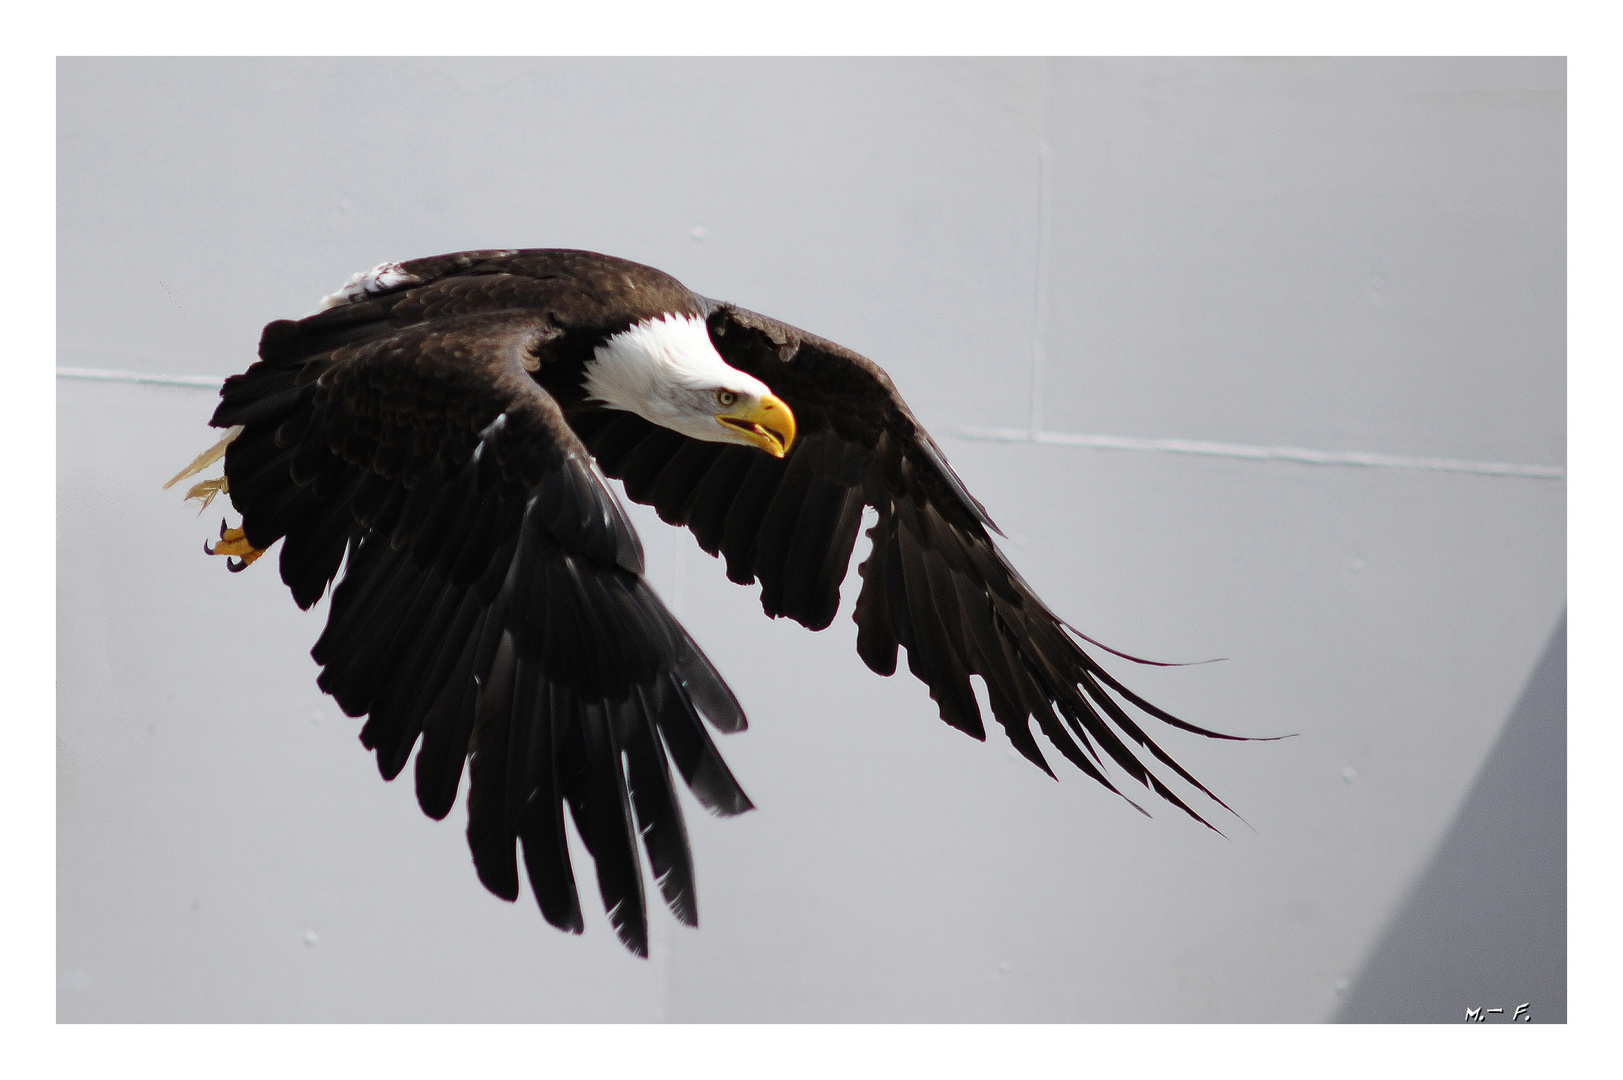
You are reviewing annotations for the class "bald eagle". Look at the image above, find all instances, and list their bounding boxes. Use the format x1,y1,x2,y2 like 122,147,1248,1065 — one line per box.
167,249,1252,956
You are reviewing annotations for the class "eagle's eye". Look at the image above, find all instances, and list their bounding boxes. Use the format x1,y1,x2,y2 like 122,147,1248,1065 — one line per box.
716,389,739,407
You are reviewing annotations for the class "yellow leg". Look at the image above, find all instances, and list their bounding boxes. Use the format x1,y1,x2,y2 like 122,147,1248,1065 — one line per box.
204,518,266,572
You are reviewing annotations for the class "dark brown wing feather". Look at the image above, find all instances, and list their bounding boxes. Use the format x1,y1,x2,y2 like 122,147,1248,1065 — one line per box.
576,300,1257,831
211,257,749,957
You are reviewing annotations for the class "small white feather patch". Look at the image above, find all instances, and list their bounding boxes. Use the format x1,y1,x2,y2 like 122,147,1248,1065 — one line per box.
312,261,420,313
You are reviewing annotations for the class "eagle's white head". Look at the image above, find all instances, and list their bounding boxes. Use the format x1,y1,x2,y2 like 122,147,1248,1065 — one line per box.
583,313,796,458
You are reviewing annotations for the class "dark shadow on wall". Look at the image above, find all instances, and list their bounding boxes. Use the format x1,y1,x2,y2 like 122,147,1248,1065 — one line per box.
1337,613,1566,1023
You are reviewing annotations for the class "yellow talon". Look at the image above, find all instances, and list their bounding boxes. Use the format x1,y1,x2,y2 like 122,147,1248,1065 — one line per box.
205,518,265,572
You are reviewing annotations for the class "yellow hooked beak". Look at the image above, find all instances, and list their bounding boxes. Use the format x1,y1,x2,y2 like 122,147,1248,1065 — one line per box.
717,392,796,458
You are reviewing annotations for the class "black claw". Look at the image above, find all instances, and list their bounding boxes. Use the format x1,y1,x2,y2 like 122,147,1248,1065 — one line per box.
219,517,229,539
203,538,215,556
227,557,247,573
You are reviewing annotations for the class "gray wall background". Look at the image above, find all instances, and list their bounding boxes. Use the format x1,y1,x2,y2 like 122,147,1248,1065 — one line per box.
57,57,1565,1022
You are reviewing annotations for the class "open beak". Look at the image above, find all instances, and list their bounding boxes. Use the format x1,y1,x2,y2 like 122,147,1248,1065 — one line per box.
717,392,796,458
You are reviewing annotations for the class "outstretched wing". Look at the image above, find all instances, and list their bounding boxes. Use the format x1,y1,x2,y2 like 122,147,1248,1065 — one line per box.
571,302,1254,830
212,291,751,956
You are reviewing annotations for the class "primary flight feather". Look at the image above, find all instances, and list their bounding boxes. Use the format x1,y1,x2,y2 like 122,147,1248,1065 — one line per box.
168,248,1253,956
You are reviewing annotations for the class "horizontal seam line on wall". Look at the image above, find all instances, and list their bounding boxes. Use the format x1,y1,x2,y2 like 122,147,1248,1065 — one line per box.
57,365,230,390
55,366,1565,482
951,426,1565,481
